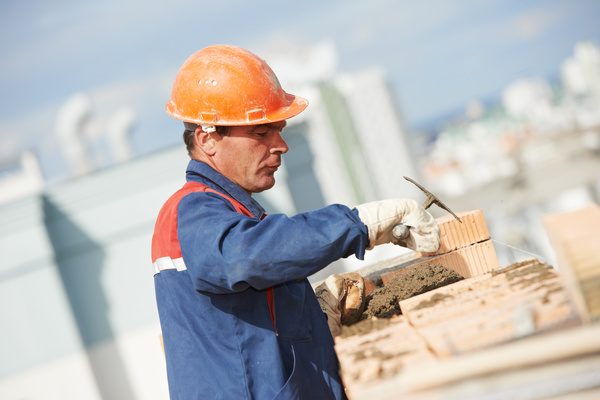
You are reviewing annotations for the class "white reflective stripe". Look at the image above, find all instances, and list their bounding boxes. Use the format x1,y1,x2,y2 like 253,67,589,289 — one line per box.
152,256,187,275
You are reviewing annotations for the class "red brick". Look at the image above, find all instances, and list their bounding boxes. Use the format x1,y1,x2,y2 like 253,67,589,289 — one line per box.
543,204,600,323
417,209,490,257
334,316,436,396
363,277,376,296
381,240,499,285
398,260,581,357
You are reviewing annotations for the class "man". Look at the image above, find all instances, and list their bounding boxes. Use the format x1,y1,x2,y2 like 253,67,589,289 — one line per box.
151,44,440,399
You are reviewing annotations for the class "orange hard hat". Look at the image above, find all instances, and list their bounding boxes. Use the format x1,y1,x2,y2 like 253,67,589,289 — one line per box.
166,45,308,126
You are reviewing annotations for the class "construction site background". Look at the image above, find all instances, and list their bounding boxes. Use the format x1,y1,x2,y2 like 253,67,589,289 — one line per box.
1,34,600,400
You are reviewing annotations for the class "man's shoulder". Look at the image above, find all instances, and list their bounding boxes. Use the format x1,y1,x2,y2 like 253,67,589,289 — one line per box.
158,182,224,213
169,181,234,204
165,181,210,203
172,181,251,216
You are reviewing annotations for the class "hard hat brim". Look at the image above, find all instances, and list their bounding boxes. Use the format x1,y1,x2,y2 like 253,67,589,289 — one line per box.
166,92,309,126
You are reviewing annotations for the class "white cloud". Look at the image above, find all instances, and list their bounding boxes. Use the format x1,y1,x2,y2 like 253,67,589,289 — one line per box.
511,5,567,40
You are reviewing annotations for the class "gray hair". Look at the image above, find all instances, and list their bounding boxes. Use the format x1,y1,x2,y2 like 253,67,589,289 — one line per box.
182,122,230,157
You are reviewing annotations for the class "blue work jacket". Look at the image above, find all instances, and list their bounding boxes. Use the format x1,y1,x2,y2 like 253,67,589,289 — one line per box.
152,160,369,399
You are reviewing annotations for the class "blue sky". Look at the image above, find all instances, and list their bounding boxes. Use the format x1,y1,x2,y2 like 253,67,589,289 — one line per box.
1,0,599,182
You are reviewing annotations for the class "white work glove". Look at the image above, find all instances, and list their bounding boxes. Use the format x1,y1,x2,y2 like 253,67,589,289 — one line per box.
354,199,440,253
315,273,366,337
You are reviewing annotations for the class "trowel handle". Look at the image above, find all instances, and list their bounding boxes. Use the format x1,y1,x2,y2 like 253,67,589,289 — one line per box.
392,224,410,241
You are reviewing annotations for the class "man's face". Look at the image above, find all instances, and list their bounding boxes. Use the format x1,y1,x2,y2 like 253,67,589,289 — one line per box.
212,121,289,194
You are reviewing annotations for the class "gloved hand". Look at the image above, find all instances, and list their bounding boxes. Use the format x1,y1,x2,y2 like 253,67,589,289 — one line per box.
354,199,440,253
315,272,366,337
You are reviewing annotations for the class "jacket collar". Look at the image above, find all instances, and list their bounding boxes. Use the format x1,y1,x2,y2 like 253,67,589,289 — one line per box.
185,160,266,219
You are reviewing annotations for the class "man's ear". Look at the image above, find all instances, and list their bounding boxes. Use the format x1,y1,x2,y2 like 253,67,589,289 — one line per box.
195,127,218,156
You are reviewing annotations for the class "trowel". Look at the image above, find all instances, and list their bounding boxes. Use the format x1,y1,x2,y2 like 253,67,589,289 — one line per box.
392,176,462,241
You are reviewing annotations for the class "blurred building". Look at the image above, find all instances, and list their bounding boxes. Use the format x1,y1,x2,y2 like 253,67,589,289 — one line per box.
0,41,416,399
561,40,600,98
502,77,554,121
419,40,600,267
0,151,45,205
0,148,187,400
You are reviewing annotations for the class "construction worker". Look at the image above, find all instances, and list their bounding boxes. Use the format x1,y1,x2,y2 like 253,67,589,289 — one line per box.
151,44,440,399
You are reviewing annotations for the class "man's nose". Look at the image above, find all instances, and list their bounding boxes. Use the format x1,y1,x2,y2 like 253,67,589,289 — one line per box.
271,132,289,154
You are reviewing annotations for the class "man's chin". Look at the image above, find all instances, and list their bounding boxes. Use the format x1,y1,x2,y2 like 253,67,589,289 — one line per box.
249,178,276,194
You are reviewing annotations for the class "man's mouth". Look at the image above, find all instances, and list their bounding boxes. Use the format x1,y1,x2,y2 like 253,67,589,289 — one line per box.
266,160,281,171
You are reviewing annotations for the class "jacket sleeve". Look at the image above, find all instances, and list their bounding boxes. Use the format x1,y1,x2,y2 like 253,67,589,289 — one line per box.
177,190,369,294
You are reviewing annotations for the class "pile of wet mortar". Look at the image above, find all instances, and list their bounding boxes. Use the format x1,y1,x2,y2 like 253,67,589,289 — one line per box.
341,263,463,338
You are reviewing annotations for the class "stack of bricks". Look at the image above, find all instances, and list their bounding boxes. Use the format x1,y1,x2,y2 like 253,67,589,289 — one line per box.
375,209,500,287
543,204,600,323
398,259,581,358
334,209,587,399
334,316,436,391
335,260,583,400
